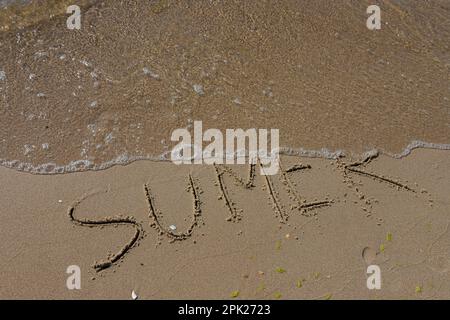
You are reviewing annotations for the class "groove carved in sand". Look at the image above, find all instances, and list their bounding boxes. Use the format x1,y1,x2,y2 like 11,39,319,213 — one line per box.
344,153,415,192
261,163,287,223
68,154,427,272
213,163,255,222
338,152,418,217
68,191,144,271
144,173,203,243
279,162,333,217
214,161,333,223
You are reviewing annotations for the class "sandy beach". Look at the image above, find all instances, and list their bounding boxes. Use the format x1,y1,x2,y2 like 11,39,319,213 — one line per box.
1,148,449,299
0,0,449,299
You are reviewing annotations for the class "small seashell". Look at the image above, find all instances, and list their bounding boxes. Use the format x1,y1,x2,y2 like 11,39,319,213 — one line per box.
193,84,205,95
132,290,138,300
169,225,177,231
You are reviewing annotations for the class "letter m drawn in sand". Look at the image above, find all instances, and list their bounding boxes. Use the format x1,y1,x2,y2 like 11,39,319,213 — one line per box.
214,161,333,223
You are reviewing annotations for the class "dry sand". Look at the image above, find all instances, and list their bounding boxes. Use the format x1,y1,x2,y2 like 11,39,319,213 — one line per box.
0,0,449,300
0,149,449,299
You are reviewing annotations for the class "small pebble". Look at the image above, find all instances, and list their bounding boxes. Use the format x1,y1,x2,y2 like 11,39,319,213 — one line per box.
193,84,205,95
143,67,160,79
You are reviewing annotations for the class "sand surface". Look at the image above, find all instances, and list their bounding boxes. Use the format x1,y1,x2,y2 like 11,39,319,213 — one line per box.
0,148,449,299
0,0,449,300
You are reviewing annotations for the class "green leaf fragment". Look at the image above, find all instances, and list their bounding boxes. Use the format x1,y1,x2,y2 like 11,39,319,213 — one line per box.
276,240,282,250
386,233,392,241
276,267,286,273
230,290,240,298
256,283,265,292
324,293,332,300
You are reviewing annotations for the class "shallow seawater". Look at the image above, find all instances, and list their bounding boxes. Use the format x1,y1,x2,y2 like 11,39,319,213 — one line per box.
0,0,30,7
0,0,97,31
0,0,449,174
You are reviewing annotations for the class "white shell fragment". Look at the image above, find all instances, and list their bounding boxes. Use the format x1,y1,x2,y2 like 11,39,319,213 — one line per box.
169,225,177,231
143,67,160,80
132,290,138,300
193,84,204,95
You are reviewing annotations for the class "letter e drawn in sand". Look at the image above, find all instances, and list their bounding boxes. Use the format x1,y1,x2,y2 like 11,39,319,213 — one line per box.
279,162,333,217
68,190,145,272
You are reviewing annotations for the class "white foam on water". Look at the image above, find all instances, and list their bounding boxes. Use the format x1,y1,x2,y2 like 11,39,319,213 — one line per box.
0,140,448,175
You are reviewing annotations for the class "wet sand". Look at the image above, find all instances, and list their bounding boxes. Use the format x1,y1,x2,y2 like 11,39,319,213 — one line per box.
0,148,449,299
0,0,449,172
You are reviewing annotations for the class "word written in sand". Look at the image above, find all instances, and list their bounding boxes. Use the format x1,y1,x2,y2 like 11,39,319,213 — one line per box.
69,153,417,272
